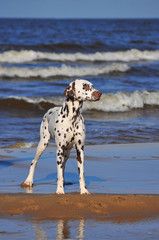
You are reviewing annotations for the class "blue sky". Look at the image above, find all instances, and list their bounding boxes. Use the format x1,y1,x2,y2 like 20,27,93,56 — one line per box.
0,0,159,19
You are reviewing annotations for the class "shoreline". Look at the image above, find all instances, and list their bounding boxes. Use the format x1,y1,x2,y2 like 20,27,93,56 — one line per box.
1,193,159,220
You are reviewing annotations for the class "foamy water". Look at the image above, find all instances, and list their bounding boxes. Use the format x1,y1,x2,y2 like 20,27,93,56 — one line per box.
0,63,130,78
1,49,159,63
4,90,159,112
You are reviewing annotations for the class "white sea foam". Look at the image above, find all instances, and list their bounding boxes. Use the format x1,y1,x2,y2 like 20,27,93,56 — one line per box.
1,49,159,63
0,63,130,78
7,90,159,112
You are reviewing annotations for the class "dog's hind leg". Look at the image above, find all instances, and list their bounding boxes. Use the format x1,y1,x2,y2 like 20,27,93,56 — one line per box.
21,115,51,187
76,145,89,194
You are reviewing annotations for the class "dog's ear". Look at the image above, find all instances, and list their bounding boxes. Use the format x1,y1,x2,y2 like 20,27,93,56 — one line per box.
64,82,75,99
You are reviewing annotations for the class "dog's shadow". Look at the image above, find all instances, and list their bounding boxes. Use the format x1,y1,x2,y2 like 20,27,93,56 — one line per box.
35,172,106,186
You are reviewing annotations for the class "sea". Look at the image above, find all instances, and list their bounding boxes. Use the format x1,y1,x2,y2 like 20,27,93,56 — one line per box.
0,18,159,148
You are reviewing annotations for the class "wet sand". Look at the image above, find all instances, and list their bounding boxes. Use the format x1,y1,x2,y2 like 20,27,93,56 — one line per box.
0,142,159,222
0,193,159,220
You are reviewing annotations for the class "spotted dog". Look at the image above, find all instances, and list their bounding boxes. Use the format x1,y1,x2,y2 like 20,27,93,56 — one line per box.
22,79,102,194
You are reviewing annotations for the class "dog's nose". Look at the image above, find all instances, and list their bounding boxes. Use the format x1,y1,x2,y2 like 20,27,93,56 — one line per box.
92,90,102,100
97,91,102,98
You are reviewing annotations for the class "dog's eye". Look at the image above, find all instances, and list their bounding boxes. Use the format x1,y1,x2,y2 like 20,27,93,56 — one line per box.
83,84,91,91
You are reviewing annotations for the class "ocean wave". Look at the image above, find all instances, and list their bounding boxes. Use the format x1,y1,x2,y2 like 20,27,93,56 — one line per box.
0,42,107,53
1,91,159,113
0,96,63,111
84,90,159,112
0,63,130,78
1,49,159,63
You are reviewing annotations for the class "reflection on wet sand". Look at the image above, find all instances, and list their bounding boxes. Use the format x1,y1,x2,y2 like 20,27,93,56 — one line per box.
56,219,85,240
56,220,70,240
33,219,85,240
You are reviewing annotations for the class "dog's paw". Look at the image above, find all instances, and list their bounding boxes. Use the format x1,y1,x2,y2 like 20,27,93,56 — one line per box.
21,180,33,188
80,188,90,195
56,188,65,194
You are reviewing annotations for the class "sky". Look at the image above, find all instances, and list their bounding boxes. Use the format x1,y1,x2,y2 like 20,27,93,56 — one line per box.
0,0,159,19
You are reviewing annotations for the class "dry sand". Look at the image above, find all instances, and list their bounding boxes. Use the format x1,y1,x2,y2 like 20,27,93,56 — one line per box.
0,193,159,220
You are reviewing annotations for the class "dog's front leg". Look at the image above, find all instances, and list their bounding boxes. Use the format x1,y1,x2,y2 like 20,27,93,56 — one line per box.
56,147,65,194
76,146,89,194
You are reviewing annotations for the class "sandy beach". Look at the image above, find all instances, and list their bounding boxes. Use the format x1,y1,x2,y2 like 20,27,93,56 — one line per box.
1,193,159,221
0,142,159,220
0,142,159,238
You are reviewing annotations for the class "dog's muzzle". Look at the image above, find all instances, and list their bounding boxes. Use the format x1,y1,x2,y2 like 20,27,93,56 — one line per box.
92,90,102,101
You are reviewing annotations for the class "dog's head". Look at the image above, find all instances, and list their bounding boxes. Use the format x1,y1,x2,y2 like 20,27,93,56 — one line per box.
64,79,102,101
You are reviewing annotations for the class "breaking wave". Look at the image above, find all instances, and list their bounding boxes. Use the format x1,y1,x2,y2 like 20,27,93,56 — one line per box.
1,49,159,63
84,90,159,112
1,90,159,112
0,63,130,78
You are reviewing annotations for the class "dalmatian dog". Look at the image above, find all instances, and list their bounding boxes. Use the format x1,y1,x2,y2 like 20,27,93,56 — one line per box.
22,79,102,194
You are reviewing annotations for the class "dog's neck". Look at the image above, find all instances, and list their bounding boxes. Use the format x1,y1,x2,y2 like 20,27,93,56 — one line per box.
61,98,83,121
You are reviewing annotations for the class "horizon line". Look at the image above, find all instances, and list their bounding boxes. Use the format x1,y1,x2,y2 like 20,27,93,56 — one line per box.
0,16,159,20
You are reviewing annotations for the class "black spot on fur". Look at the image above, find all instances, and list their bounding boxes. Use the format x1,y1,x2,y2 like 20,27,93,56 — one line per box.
56,120,59,123
72,81,75,91
78,140,81,145
49,111,53,115
64,104,69,116
60,107,64,115
73,107,75,113
61,145,65,150
76,148,82,164
71,137,74,142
